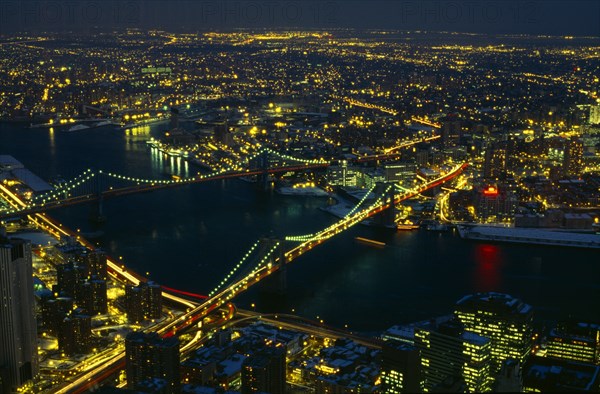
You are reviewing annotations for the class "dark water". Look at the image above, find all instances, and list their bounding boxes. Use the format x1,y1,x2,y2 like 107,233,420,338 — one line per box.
1,122,599,331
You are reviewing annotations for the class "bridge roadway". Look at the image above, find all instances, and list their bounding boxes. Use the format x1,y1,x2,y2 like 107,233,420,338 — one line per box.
285,163,469,260
176,308,384,357
0,136,444,220
0,163,329,219
234,310,384,349
0,162,466,393
355,135,440,161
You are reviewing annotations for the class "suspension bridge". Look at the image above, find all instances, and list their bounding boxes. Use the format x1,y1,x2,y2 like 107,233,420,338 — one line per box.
151,162,468,338
0,142,467,392
0,135,441,221
0,148,329,220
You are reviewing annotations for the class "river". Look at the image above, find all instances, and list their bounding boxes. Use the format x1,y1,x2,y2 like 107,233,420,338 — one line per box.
1,122,598,332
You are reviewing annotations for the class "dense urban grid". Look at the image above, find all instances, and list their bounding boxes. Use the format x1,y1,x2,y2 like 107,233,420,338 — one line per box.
0,29,599,394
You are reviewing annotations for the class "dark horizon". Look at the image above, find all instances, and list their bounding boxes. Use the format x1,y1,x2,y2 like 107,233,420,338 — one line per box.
0,0,599,37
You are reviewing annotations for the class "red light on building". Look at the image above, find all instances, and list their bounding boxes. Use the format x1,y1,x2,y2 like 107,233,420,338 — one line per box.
483,186,498,196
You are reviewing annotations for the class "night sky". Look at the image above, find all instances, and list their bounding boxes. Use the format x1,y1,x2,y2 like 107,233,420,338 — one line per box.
0,0,598,36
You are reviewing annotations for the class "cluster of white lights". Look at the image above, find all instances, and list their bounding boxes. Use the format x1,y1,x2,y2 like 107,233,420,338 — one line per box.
217,241,281,297
208,240,261,297
261,147,329,165
246,242,281,278
31,169,95,202
286,185,394,243
1,148,339,217
345,184,377,217
4,171,99,215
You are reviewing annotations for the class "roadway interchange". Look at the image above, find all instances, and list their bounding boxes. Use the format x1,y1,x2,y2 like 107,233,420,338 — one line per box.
0,161,466,393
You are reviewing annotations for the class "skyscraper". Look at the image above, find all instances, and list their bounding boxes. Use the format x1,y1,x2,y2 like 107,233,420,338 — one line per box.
125,281,163,323
563,137,584,177
546,321,600,365
455,293,534,374
0,234,38,392
589,105,600,125
82,249,108,280
80,276,107,315
58,312,92,356
41,296,74,335
483,145,507,180
241,346,286,394
380,342,421,393
125,332,180,394
55,261,86,299
414,319,493,393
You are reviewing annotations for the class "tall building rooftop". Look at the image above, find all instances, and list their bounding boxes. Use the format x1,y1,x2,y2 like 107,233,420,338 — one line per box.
456,292,533,316
523,357,600,392
126,331,179,348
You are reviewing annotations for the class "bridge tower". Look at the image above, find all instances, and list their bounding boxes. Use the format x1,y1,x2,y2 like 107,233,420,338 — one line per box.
372,182,396,229
259,238,287,296
255,150,271,191
89,170,107,223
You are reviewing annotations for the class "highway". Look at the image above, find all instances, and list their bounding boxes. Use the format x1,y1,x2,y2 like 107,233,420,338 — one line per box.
234,310,383,349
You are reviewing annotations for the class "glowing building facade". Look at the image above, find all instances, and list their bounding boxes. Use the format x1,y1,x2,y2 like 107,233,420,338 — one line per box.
455,293,534,374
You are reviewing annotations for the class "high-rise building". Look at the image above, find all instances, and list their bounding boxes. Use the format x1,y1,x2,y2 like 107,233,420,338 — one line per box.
125,332,180,394
80,276,107,315
455,293,534,374
589,105,600,125
169,107,180,131
0,235,39,392
55,262,86,299
546,322,600,365
214,121,229,144
384,162,417,185
125,281,163,323
441,118,462,147
563,137,584,177
494,359,522,392
124,285,145,324
474,186,519,222
41,296,74,335
241,346,286,394
145,282,162,319
82,249,108,280
326,160,359,187
483,145,507,180
523,357,600,392
380,342,421,393
58,312,91,355
414,319,493,393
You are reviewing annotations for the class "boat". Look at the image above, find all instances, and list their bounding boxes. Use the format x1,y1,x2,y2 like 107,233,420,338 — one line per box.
167,148,181,157
94,120,115,127
67,124,91,132
426,221,451,232
355,237,386,247
457,225,600,249
276,186,329,197
397,224,419,231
